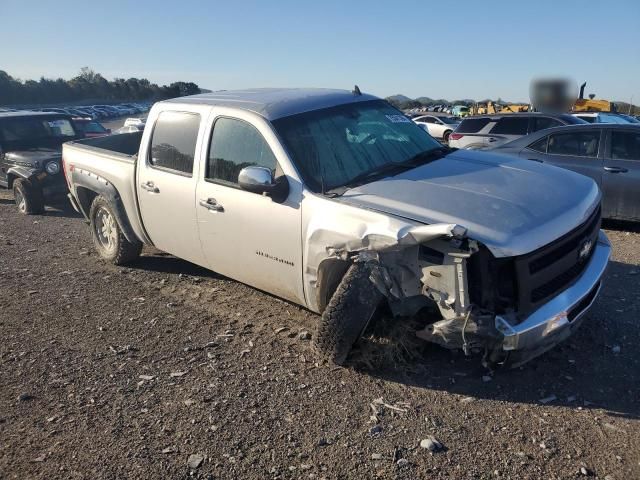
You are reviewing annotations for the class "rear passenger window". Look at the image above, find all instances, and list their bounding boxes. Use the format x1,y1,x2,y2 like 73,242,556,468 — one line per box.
531,117,563,132
207,117,277,185
149,111,200,174
547,131,600,157
490,117,529,135
528,136,549,153
456,117,491,133
611,131,640,160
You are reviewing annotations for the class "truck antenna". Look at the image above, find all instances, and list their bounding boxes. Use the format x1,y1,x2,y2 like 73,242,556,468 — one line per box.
352,85,361,96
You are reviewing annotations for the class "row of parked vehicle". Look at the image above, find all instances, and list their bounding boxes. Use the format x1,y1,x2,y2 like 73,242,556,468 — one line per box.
409,110,640,221
0,101,151,121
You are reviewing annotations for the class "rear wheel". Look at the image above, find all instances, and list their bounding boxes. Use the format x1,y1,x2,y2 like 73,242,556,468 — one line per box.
442,130,452,144
13,179,44,215
89,195,142,265
314,262,384,365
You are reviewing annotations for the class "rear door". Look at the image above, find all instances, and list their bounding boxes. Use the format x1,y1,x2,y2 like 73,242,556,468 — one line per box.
136,109,207,266
601,128,640,220
195,112,304,304
536,129,604,187
529,116,564,134
487,116,529,148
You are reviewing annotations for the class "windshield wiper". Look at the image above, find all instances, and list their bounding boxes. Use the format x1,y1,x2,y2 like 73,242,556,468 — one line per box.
327,147,449,195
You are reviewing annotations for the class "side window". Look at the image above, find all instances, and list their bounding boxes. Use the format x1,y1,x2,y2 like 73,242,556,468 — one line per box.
531,117,563,132
456,117,491,133
149,111,200,175
577,115,596,123
528,136,549,153
547,131,600,157
207,117,277,185
611,131,640,160
490,117,529,135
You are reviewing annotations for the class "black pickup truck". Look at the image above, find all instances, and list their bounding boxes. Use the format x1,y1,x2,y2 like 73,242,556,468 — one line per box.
0,111,82,214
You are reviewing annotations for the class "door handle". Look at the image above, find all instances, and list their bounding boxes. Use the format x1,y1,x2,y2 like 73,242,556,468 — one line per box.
199,198,224,212
604,166,628,173
488,137,497,143
141,181,159,193
527,158,543,163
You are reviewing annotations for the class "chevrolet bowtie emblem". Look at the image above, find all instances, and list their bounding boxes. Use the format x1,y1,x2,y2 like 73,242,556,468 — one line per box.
578,239,593,261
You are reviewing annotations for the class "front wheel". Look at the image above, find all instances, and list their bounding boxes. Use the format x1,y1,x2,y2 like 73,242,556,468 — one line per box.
13,179,44,215
314,262,384,365
89,195,142,265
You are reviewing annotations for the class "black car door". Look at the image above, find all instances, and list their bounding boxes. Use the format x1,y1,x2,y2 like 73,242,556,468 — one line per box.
601,128,640,220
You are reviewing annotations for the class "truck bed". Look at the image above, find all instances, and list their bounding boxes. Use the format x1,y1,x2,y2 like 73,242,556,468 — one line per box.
62,131,148,243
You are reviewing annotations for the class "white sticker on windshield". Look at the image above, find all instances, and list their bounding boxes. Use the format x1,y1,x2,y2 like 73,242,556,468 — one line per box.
385,114,410,123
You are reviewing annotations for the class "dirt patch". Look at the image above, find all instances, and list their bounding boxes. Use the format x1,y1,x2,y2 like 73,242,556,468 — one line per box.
0,189,639,479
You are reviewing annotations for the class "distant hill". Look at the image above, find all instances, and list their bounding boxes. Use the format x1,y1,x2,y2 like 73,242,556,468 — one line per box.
386,94,412,104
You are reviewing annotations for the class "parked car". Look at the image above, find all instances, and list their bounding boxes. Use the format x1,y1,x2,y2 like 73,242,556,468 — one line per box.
449,113,588,150
493,124,640,221
617,114,640,124
413,115,460,142
451,105,470,117
62,88,610,368
123,117,146,127
571,112,632,124
73,118,111,138
0,111,81,213
113,124,144,134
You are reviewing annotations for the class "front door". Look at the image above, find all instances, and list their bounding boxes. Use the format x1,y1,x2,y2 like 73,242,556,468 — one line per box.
136,110,206,266
542,129,604,187
602,129,640,220
195,115,304,304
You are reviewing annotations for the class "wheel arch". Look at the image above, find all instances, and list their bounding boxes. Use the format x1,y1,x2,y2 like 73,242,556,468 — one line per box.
71,171,139,244
316,257,351,313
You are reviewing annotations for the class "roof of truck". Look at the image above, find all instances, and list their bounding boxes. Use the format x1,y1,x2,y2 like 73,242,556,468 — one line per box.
161,88,380,120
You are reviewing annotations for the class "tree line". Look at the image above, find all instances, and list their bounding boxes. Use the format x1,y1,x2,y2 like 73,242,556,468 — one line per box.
0,67,201,106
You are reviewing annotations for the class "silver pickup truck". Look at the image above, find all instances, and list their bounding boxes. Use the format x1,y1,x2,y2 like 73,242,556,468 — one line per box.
62,88,611,367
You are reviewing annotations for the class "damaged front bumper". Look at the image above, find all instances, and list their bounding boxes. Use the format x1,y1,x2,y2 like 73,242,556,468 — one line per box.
494,231,611,367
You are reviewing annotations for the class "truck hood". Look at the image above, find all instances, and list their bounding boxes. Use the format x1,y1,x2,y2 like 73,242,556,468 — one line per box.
337,150,600,257
5,148,61,167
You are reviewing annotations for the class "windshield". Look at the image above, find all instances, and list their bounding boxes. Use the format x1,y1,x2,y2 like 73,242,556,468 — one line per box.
272,100,442,192
0,116,78,149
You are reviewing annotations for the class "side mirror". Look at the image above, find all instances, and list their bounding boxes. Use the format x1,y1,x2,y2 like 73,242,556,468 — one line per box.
238,166,289,202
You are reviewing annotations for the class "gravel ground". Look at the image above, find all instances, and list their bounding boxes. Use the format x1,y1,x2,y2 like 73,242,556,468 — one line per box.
0,188,639,480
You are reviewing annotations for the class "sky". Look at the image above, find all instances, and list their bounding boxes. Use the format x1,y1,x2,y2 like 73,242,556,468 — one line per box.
1,0,639,102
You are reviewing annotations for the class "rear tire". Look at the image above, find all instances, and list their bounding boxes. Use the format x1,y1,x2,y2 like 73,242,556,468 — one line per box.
442,130,452,144
89,195,142,265
13,179,44,215
314,262,384,365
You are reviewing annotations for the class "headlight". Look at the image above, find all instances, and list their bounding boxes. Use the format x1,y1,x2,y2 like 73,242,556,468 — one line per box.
45,162,60,175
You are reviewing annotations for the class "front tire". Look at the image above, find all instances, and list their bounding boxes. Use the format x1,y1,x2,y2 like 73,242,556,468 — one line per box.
314,262,384,365
89,195,142,265
13,179,44,215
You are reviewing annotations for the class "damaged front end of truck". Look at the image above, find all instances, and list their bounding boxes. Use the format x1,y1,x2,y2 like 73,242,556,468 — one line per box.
308,203,610,368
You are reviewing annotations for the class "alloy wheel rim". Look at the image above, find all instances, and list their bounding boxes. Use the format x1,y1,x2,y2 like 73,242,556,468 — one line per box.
95,207,117,253
15,189,25,213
